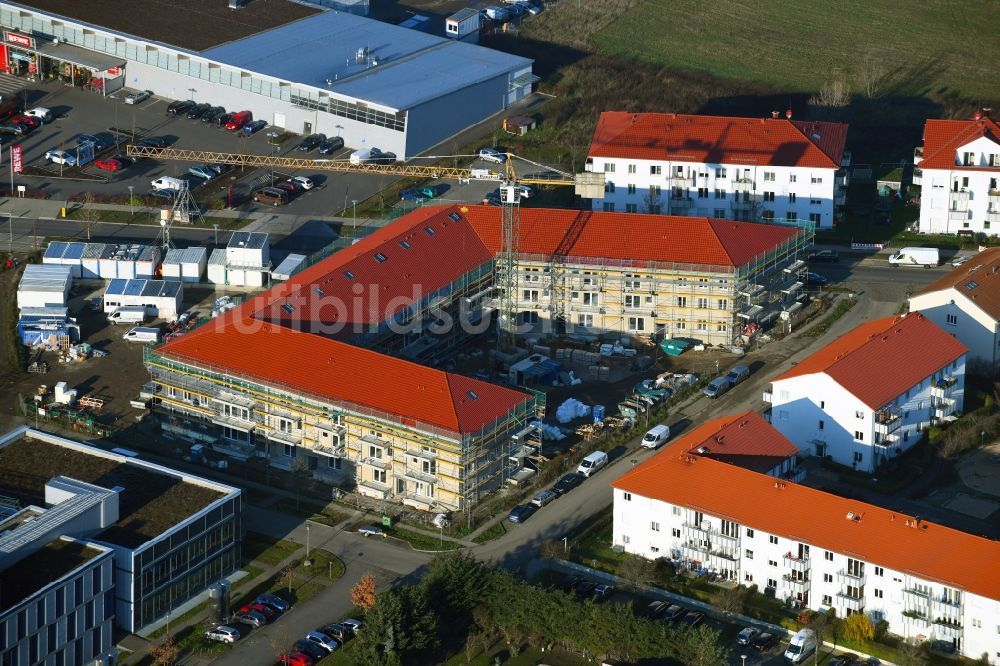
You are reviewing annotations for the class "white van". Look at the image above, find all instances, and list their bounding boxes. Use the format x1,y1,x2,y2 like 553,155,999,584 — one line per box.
108,306,148,325
783,628,816,663
150,176,185,191
888,246,938,267
577,450,608,478
122,327,160,344
641,424,671,449
349,148,375,164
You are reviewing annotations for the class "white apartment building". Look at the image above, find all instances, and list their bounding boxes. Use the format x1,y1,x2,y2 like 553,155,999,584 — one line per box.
763,313,967,472
586,112,849,228
909,247,1000,376
914,113,1000,235
612,413,1000,661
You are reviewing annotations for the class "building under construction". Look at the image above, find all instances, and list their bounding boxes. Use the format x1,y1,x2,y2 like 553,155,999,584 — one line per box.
145,205,810,512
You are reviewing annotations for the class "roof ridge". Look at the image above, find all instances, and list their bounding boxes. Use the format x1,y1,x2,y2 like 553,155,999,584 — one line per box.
706,218,738,265
788,119,840,168
921,118,999,167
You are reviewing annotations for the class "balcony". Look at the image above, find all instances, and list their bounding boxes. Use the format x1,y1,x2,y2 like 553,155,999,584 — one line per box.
874,406,902,434
681,522,740,542
311,442,346,458
762,387,773,403
403,468,438,485
731,198,755,212
949,190,969,208
934,398,957,420
265,428,302,446
211,413,256,432
406,447,438,460
669,195,693,210
930,595,963,613
948,209,968,222
357,479,391,500
932,619,963,640
782,574,810,591
360,456,391,470
783,553,810,571
902,610,929,627
401,492,435,510
836,570,867,587
732,178,754,192
913,146,924,165
669,174,694,186
988,209,1000,225
930,376,957,399
835,592,865,613
681,542,738,564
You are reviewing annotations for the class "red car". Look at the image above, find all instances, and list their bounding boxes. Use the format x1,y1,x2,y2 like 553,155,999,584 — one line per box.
9,114,38,129
240,603,277,621
95,158,125,171
279,652,312,666
225,110,251,131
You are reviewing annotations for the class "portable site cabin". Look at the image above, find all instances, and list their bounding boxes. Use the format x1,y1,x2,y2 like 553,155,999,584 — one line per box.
17,264,72,310
104,278,184,320
17,307,79,346
42,241,85,278
503,115,537,136
445,7,481,43
207,249,227,285
135,246,162,279
225,232,270,287
271,253,307,282
99,243,160,279
81,243,111,279
162,247,208,283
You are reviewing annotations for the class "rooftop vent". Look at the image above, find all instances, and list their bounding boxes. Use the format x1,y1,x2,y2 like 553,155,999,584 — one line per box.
425,226,436,236
466,390,478,400
400,240,411,249
696,446,710,454
343,271,355,280
374,252,387,263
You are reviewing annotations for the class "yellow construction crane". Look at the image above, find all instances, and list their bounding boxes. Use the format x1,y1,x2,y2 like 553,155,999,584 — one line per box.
125,145,604,348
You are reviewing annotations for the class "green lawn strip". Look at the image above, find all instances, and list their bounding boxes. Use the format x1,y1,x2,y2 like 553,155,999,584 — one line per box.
243,531,302,566
232,565,265,590
471,520,506,544
804,298,856,338
386,525,463,551
62,206,246,229
148,600,210,640
271,497,353,528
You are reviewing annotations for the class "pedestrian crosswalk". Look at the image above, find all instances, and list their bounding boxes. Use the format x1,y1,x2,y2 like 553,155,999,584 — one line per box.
0,73,27,98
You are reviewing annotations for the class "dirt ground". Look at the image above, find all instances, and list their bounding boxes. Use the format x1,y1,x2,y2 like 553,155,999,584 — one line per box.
0,280,255,434
957,442,1000,499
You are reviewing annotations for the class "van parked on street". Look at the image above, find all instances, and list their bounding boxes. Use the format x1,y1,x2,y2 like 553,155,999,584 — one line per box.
641,424,671,449
783,628,816,663
577,450,608,477
724,365,750,386
150,176,185,191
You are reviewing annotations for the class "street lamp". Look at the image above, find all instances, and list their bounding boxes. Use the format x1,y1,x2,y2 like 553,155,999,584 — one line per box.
305,523,311,559
740,655,747,666
213,223,220,246
188,87,196,101
352,199,358,233
127,185,134,218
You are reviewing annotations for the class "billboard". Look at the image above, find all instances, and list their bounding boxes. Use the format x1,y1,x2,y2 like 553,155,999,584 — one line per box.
11,144,22,174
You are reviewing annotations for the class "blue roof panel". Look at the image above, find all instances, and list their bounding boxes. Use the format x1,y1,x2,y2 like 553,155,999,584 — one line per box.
106,278,127,295
44,242,67,259
124,279,145,296
63,243,86,260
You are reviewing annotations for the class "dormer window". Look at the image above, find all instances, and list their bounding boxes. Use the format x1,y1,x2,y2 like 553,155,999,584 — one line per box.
962,151,975,166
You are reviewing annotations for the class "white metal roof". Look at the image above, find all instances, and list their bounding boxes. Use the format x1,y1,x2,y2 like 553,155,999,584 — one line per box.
19,264,72,292
272,253,307,281
228,232,269,250
208,249,227,265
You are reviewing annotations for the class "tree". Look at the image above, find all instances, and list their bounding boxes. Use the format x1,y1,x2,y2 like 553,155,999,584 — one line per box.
809,78,850,109
149,638,179,666
841,613,875,643
278,565,296,595
641,191,662,214
716,584,746,615
858,52,889,98
675,624,730,666
352,572,378,611
897,640,929,666
538,538,564,560
78,192,102,239
808,609,837,666
616,553,656,590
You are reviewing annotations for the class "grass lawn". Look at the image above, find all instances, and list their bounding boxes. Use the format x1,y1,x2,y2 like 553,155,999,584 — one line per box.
271,497,353,528
242,532,301,566
387,525,463,552
591,0,999,102
296,549,346,582
471,520,506,544
63,207,246,230
233,565,265,590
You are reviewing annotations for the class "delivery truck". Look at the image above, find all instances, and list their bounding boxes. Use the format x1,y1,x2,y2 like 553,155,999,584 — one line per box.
122,327,160,344
888,246,939,267
108,306,148,325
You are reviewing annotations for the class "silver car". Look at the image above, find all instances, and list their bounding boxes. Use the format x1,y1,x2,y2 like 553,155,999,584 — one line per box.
531,489,557,507
204,625,240,644
125,89,152,105
703,376,732,399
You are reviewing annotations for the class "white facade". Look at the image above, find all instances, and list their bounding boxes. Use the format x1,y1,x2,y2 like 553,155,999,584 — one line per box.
17,264,72,310
612,488,1000,660
587,159,846,228
917,136,1000,235
765,356,966,472
103,279,184,320
909,288,1000,376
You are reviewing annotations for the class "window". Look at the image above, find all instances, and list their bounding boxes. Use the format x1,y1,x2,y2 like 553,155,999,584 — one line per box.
583,292,599,306
628,317,646,332
651,521,660,532
522,289,539,302
874,566,884,577
744,573,754,583
769,535,778,545
627,184,636,194
650,165,662,175
650,546,660,553
697,297,709,309
825,551,834,561
946,314,957,326
809,213,821,224
714,189,726,199
789,174,797,183
627,164,636,174
767,578,778,589
811,176,823,184
675,296,687,307
787,212,797,221
328,457,342,469
622,535,630,544
623,492,632,501
373,468,386,483
672,507,682,516
745,549,754,560
713,208,726,218
764,172,775,181
697,187,709,198
624,294,642,309
818,420,825,430
822,595,832,606
788,193,797,203
715,167,727,178
763,191,775,202
650,185,662,196
853,452,864,463
576,314,593,327
874,589,883,599
605,181,615,193
284,444,296,457
854,431,864,441
625,203,638,213
768,559,778,567
672,528,681,538
602,202,616,212
745,528,754,538
603,162,615,173
823,573,833,583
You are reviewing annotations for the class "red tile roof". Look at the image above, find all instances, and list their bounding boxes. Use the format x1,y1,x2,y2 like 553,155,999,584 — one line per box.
612,423,1000,601
915,247,1000,321
588,112,848,169
463,206,802,269
772,313,967,409
682,410,799,473
918,116,1000,170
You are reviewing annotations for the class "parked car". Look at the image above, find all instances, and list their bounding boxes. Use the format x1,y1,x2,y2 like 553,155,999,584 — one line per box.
552,472,584,495
828,655,860,666
507,503,537,524
204,626,240,644
252,187,289,206
186,102,211,119
225,110,252,130
735,627,759,646
357,525,386,537
340,619,364,635
401,187,432,202
291,176,314,190
808,250,839,263
166,99,195,115
370,148,396,164
703,376,732,398
215,112,234,128
304,631,339,653
558,575,581,593
78,134,109,151
9,114,39,129
530,489,557,507
478,147,506,163
298,133,326,151
681,611,704,628
592,584,615,603
148,189,176,200
242,603,277,622
575,580,596,597
112,153,137,166
292,640,326,662
45,149,77,166
255,593,290,613
663,604,686,623
318,136,345,154
752,632,778,651
201,106,226,123
25,107,53,122
645,601,668,618
320,624,352,643
0,123,29,135
94,158,125,171
125,89,152,105
805,271,828,286
189,165,217,180
724,365,750,386
243,119,267,135
233,609,266,627
274,182,300,197
137,136,168,150
279,652,313,666
641,424,671,449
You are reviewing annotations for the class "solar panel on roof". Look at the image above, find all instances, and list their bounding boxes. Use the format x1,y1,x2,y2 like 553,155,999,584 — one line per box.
140,281,159,297
966,281,979,290
63,243,85,260
448,212,462,222
124,280,145,296
45,242,67,258
106,279,127,295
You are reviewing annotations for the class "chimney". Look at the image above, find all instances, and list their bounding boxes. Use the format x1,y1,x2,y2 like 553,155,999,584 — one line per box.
771,111,779,119
973,111,983,121
785,109,793,119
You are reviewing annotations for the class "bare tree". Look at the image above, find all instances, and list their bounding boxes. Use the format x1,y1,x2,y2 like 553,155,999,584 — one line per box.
897,640,929,666
641,192,663,214
716,584,745,615
78,192,102,239
809,78,851,108
278,565,296,595
539,538,564,560
616,553,656,590
858,53,889,98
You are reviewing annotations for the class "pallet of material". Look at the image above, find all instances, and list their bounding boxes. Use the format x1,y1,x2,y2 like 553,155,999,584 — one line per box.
77,396,104,410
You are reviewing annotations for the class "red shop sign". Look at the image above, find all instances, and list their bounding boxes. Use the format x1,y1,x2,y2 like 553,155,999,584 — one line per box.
4,32,34,49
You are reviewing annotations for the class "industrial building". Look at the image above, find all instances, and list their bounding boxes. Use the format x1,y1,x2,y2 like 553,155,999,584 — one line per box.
144,204,811,512
43,242,162,280
162,247,208,283
611,414,1000,660
587,112,850,228
17,264,72,310
0,427,242,638
0,2,535,158
103,279,184,321
207,232,271,287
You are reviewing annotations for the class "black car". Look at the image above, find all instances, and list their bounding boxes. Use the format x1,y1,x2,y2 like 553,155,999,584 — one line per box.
552,472,584,496
318,136,345,154
558,575,581,593
575,580,596,598
137,136,168,149
681,611,704,628
215,112,234,128
828,654,859,666
752,632,778,651
370,149,396,164
805,272,828,286
0,122,29,135
201,106,226,123
735,627,759,646
808,250,839,263
186,103,211,119
298,133,327,151
291,640,326,662
321,624,352,643
592,584,615,603
112,153,137,166
662,604,686,623
645,601,668,618
507,503,537,524
166,99,195,115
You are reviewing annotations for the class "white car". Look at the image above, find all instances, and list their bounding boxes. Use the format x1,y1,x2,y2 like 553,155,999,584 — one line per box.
204,626,240,644
478,147,506,163
25,107,52,122
125,89,152,105
517,184,533,198
952,255,971,267
304,631,339,653
291,176,314,190
45,150,76,166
